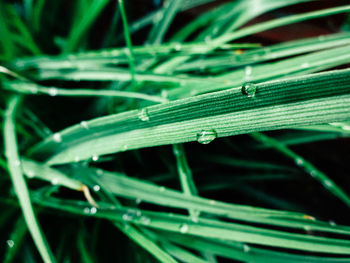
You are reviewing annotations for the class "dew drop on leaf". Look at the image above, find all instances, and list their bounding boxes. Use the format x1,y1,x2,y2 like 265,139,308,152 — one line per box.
243,244,250,253
324,180,333,188
241,82,257,98
174,43,182,51
179,223,189,233
92,154,99,162
295,157,304,166
53,133,62,143
138,108,150,121
140,216,151,225
80,121,89,129
51,178,59,185
27,170,35,178
7,240,14,248
196,130,217,144
48,87,58,96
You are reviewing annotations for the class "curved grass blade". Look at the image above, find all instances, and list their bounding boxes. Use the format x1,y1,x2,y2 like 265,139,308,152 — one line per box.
64,0,111,52
4,96,55,263
72,166,350,235
3,216,27,263
251,132,350,207
176,33,350,72
4,81,167,103
118,224,179,263
30,69,350,165
33,196,350,254
118,0,135,81
155,4,350,74
160,231,350,263
147,0,184,44
21,158,83,191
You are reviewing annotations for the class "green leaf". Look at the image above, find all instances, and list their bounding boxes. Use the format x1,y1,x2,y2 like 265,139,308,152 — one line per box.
31,68,350,165
4,96,56,263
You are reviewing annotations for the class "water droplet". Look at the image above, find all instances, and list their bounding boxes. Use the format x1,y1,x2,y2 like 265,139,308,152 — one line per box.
329,220,336,226
7,240,14,248
122,209,141,222
93,185,100,192
309,170,317,177
83,207,90,214
209,200,216,205
324,180,333,188
74,156,80,162
161,90,168,99
122,213,132,221
191,216,199,223
80,121,89,129
96,169,103,176
196,130,217,144
48,87,58,96
245,66,252,76
90,207,97,214
243,244,250,253
29,85,38,94
51,178,59,185
301,62,309,68
304,225,311,232
53,133,62,143
121,145,128,151
27,170,35,178
342,125,350,131
295,157,304,166
179,223,189,233
135,198,142,205
92,154,99,162
14,160,21,167
140,216,151,225
159,186,165,192
241,82,257,98
138,108,150,121
174,43,182,51
173,147,181,157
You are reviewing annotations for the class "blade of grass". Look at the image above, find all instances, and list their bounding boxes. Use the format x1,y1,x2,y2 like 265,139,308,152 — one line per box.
32,196,350,254
250,132,350,207
3,216,28,263
4,96,56,263
147,0,184,44
4,81,167,103
64,0,111,52
30,68,350,165
118,0,135,82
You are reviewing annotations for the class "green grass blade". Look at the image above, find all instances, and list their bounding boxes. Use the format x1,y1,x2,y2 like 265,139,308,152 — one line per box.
32,196,350,254
251,132,350,207
147,0,184,44
117,224,179,263
64,0,110,52
4,96,56,263
118,0,136,81
30,68,350,165
4,81,167,103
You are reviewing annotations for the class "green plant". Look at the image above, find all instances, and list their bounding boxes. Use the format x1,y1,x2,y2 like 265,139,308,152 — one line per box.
1,0,350,262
